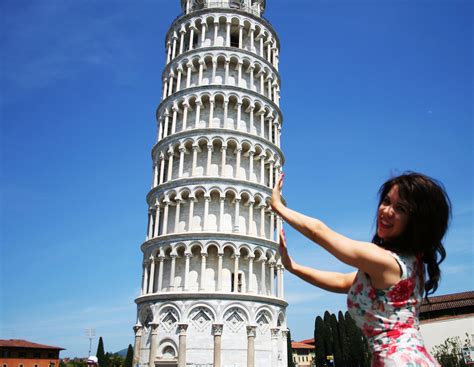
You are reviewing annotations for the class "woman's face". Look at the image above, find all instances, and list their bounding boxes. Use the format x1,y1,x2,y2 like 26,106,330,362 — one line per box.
377,185,409,241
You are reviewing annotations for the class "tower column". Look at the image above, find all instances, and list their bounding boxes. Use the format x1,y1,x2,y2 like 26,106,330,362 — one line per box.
219,197,225,231
169,253,177,290
224,60,230,84
153,203,160,237
269,260,275,296
167,151,174,181
142,260,149,295
148,322,159,367
191,144,199,176
162,201,169,235
217,253,223,291
248,199,254,235
247,255,254,293
200,253,207,290
182,100,189,129
233,197,241,232
223,98,229,126
259,203,266,238
148,257,156,293
159,154,165,184
184,252,191,291
225,21,231,47
220,144,227,176
206,144,213,176
200,22,207,47
177,324,188,367
235,146,242,179
208,99,215,128
189,25,195,50
186,62,193,88
178,146,185,178
233,254,240,292
132,325,142,366
203,195,210,230
213,20,219,45
259,153,266,185
163,110,170,138
157,255,164,292
174,199,181,233
171,104,179,134
212,324,223,367
194,100,202,127
260,258,266,295
188,196,195,231
247,326,257,367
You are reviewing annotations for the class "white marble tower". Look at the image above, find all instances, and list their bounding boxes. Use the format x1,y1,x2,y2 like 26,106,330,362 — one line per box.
133,1,286,366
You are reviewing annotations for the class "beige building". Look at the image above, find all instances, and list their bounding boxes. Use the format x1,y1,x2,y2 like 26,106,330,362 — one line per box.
419,291,474,353
291,339,315,367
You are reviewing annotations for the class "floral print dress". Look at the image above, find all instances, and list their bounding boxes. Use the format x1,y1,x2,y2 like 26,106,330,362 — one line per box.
347,252,440,367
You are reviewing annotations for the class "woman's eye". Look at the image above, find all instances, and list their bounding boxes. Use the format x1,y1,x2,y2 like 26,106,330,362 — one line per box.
396,205,407,213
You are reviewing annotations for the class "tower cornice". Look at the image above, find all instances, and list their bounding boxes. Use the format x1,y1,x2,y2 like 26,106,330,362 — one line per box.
167,7,279,49
135,290,287,308
157,85,283,125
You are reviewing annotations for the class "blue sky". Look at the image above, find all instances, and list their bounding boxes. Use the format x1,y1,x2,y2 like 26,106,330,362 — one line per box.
1,0,472,358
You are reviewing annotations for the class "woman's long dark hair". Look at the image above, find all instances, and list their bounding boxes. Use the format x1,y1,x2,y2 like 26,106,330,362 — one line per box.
372,172,452,297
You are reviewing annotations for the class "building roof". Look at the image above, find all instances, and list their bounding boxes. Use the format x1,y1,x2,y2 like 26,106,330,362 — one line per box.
0,339,65,350
420,291,474,313
299,338,315,345
292,341,315,349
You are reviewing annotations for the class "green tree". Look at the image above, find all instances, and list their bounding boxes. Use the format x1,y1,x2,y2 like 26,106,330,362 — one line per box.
96,337,109,367
431,336,467,367
124,345,134,367
286,329,296,367
337,311,348,366
330,313,341,365
323,311,333,359
314,316,326,366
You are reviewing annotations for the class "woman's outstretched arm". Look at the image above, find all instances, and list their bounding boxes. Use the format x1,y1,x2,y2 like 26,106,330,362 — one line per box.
272,174,401,289
279,229,356,294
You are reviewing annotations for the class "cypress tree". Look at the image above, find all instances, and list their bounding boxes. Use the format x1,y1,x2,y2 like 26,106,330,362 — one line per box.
337,311,348,366
314,316,326,366
124,345,133,367
323,311,333,359
96,337,109,367
330,313,341,366
286,329,296,367
344,311,358,367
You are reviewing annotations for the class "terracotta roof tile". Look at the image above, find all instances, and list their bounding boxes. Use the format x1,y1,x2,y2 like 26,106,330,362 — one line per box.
420,291,474,313
291,341,315,349
299,338,315,345
0,339,64,350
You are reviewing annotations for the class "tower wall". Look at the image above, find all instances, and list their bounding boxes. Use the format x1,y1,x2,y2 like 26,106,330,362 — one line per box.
134,3,286,367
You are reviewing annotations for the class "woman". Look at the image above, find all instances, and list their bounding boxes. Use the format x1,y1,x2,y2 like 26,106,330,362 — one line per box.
271,172,451,367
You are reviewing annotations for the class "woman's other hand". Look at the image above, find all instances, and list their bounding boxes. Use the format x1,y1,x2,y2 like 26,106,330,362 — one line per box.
271,173,284,214
279,228,295,272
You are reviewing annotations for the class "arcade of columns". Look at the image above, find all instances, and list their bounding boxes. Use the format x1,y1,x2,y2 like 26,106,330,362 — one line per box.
134,1,288,366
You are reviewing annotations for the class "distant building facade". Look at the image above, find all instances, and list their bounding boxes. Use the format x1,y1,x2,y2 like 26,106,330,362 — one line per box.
291,339,315,367
0,340,64,367
419,291,474,352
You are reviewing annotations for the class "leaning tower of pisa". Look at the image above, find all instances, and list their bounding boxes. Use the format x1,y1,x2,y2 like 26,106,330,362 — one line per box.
133,1,286,366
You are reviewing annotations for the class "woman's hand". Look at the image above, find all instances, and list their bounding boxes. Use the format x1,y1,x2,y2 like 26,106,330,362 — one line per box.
271,173,284,214
279,228,295,272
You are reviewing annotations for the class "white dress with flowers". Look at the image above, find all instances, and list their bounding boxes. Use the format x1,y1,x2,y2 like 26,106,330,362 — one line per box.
347,252,440,367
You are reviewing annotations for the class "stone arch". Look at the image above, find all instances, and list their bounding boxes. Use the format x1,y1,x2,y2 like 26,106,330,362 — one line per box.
157,303,182,331
222,304,249,332
187,303,216,332
158,338,178,360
